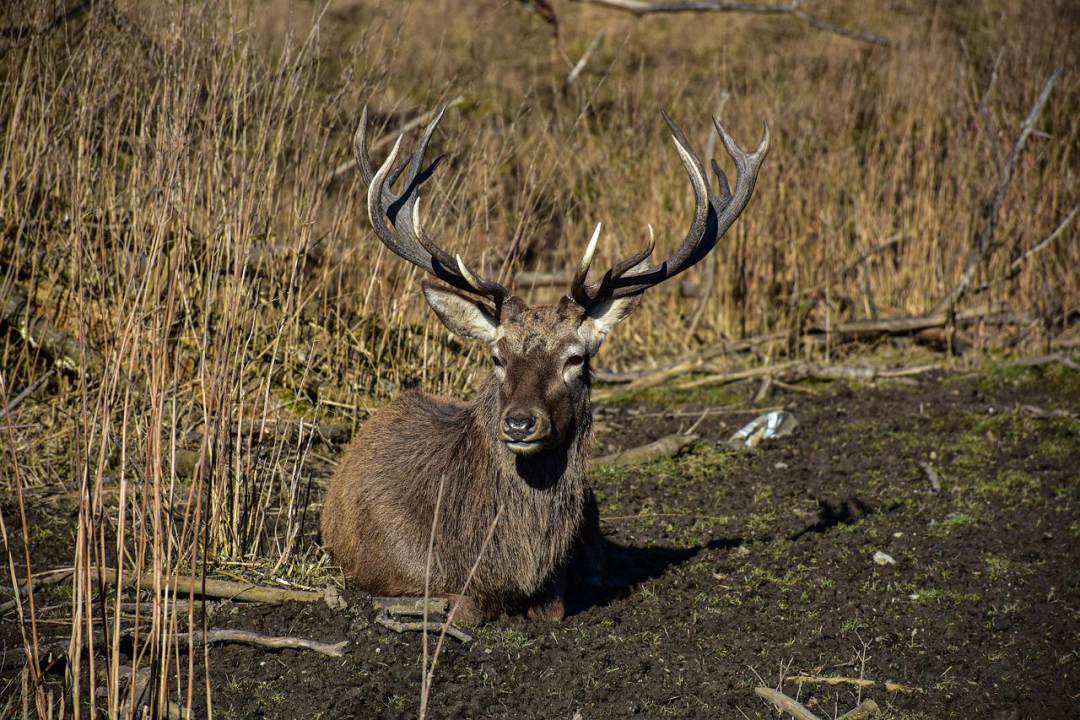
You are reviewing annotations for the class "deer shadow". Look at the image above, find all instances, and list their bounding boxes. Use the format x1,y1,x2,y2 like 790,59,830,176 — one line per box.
566,495,873,616
564,535,743,616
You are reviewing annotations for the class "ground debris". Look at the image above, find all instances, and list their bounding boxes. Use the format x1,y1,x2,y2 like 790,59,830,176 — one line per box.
590,433,698,468
789,675,919,694
727,410,798,449
872,550,896,566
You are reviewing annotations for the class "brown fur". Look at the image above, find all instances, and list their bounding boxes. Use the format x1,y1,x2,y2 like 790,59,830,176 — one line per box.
321,297,607,622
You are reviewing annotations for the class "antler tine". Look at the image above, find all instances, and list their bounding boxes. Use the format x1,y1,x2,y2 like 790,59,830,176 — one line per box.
355,104,508,307
573,111,768,304
570,222,603,305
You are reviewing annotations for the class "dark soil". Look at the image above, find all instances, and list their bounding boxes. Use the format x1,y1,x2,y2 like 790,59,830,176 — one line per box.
4,364,1080,719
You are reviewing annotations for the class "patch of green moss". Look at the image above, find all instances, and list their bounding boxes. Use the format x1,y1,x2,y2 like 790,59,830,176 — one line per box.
473,624,533,649
976,361,1080,396
975,469,1041,504
912,588,980,605
929,511,979,537
985,555,1012,581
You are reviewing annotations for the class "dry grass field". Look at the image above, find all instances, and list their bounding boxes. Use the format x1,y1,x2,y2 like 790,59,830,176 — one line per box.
1,0,1078,718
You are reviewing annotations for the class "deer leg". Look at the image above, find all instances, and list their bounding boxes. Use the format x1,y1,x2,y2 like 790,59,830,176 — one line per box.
441,593,487,625
526,565,568,622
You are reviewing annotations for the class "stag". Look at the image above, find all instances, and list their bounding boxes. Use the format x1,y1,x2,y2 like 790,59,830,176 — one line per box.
321,106,768,623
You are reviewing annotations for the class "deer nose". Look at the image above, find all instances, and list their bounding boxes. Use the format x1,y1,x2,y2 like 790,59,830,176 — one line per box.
503,414,538,441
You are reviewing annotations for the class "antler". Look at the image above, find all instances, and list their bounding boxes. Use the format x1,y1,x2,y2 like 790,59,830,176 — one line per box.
354,105,508,309
570,111,769,305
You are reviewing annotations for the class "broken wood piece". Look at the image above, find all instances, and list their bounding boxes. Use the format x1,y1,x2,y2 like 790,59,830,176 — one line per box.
578,0,892,46
564,30,603,89
1020,404,1075,420
93,567,325,604
0,282,104,375
918,462,942,493
187,629,347,657
374,613,474,644
590,433,698,469
753,687,821,720
837,699,881,720
2,625,347,670
371,596,448,617
788,675,918,693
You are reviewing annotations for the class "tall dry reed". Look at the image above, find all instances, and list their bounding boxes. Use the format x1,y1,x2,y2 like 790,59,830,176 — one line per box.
0,0,1076,717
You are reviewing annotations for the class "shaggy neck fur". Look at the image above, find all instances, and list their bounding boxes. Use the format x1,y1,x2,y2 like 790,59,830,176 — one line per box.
432,371,593,604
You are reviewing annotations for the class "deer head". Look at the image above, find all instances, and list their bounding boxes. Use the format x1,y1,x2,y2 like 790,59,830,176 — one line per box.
354,106,768,456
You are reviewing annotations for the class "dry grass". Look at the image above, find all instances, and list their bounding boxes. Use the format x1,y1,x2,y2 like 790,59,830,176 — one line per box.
0,0,1077,716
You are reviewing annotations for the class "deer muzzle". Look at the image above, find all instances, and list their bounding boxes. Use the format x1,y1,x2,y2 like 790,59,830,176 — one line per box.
500,410,550,454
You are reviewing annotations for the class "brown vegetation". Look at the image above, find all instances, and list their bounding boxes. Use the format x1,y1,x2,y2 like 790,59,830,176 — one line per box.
0,0,1077,717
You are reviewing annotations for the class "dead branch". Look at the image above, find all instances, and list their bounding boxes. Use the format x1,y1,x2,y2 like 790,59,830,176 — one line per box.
594,304,1033,388
837,700,882,720
0,1,92,41
971,203,1079,296
91,567,326,604
185,628,347,657
931,68,1063,315
1,626,346,670
789,675,917,694
371,596,448,616
564,30,604,89
753,687,821,720
918,462,942,493
675,362,797,390
0,282,104,375
575,0,892,47
1020,404,1076,420
590,433,698,468
0,567,74,615
671,361,939,391
374,613,474,644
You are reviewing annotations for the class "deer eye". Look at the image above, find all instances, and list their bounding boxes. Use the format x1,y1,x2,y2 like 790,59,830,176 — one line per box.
491,354,503,368
565,354,584,370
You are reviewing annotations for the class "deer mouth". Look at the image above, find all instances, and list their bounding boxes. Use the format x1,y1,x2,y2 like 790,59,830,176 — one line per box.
504,439,546,455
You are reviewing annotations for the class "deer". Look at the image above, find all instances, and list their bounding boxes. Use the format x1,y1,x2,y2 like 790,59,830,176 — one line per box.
321,104,768,624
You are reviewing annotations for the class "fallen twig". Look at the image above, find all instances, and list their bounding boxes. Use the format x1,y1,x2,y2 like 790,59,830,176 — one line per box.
1,626,346,670
87,567,326,604
918,462,942,493
0,282,104,375
564,30,604,89
837,700,882,720
371,596,448,616
374,613,474,644
4,566,343,616
673,361,940,392
789,675,918,694
186,629,347,657
754,687,820,720
590,433,698,468
0,567,74,615
577,0,892,46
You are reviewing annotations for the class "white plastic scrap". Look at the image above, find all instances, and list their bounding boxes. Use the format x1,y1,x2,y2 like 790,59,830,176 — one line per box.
873,550,896,566
727,410,798,449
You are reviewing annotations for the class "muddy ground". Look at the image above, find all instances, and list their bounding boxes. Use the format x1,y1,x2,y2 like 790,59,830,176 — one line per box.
4,363,1080,719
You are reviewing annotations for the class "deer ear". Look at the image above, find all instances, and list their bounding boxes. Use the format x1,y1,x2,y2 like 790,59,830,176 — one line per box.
578,294,643,352
422,283,499,342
